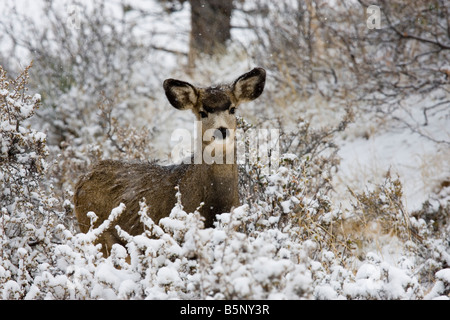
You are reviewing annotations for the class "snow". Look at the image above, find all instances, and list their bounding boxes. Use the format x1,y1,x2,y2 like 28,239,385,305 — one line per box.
157,267,181,286
435,269,450,283
335,92,450,212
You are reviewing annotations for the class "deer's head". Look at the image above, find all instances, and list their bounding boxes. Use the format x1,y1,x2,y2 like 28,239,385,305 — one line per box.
163,68,266,158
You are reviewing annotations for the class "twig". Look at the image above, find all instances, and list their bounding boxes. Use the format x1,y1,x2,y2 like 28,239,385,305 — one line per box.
150,45,188,56
423,100,450,126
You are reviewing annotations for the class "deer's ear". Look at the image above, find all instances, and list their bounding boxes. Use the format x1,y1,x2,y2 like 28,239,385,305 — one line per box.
163,79,198,110
232,68,266,103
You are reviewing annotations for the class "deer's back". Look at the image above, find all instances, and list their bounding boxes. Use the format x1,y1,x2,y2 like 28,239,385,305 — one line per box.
74,160,193,234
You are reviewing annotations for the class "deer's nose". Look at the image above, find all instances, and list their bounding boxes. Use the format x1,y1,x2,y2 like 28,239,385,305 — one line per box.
216,127,228,140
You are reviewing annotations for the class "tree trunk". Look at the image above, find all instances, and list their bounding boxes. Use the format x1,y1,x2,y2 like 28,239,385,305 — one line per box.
188,0,233,66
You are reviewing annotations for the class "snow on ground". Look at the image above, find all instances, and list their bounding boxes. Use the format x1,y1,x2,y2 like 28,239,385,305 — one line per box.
335,91,450,212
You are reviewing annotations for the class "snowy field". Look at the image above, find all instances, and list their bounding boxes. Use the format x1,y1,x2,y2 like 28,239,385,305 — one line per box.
0,0,449,300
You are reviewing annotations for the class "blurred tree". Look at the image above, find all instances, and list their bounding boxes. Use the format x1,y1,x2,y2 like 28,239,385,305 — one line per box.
188,0,233,66
159,0,233,67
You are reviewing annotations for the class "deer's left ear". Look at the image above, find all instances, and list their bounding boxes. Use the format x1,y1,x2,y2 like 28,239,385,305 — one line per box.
232,67,266,103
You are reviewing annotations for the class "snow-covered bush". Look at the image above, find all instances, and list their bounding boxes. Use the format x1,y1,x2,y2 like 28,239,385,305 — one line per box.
25,149,443,300
339,174,450,299
20,170,322,299
0,64,61,299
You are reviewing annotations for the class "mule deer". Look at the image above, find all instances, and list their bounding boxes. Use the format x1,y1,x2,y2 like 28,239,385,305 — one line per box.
74,67,266,256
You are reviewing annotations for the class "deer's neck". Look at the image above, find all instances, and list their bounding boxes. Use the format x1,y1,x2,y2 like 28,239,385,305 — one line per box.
202,162,239,226
206,140,238,198
178,140,240,227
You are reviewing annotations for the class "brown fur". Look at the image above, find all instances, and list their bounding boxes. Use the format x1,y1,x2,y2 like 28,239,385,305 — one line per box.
74,68,266,256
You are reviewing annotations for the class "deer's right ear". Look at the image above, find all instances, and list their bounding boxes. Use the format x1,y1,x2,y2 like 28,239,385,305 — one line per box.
163,79,198,110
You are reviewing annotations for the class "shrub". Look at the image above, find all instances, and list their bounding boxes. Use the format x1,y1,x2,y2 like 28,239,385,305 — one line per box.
0,63,61,299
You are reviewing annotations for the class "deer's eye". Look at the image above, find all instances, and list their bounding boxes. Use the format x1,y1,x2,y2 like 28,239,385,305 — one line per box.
199,111,208,118
229,107,236,114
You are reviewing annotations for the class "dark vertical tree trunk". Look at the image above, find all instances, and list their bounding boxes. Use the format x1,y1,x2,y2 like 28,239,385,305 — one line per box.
188,0,233,66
